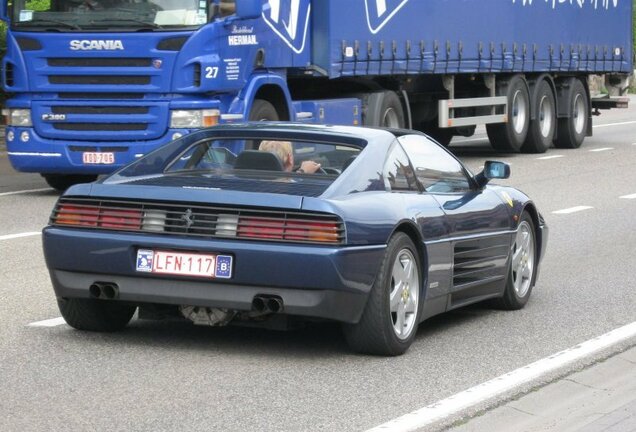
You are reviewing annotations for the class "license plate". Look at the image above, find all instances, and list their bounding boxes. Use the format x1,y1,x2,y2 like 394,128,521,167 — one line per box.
82,152,115,165
135,249,233,279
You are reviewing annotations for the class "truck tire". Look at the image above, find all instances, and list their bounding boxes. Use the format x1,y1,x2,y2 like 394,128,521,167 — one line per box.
421,120,453,147
43,174,98,192
363,91,405,128
486,75,530,152
57,298,136,332
555,79,588,149
521,80,556,154
249,99,279,121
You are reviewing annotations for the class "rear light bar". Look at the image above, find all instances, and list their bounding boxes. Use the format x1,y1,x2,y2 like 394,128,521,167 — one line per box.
51,200,345,245
238,217,340,244
55,204,142,231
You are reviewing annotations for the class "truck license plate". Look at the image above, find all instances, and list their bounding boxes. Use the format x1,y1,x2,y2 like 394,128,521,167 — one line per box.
135,249,233,279
82,152,115,165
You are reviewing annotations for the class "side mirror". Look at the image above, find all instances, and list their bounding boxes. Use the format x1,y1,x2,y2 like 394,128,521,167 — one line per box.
475,161,510,187
235,0,262,19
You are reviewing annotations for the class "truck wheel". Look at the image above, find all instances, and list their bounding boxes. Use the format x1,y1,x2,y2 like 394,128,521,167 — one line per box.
57,298,136,332
249,99,279,121
521,80,556,154
555,79,588,149
486,75,530,152
43,174,98,192
364,91,405,129
342,233,421,356
421,120,453,147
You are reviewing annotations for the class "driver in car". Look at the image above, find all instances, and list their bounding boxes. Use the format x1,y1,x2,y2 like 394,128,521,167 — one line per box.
258,140,322,174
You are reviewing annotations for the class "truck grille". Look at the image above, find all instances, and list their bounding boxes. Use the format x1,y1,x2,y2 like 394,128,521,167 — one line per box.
50,198,346,245
53,123,147,131
48,58,151,67
49,75,151,85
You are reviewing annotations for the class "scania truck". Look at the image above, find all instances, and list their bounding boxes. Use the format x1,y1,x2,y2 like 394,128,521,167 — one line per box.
1,0,632,190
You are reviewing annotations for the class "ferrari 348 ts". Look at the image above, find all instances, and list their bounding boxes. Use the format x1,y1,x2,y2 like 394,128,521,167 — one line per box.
43,124,548,355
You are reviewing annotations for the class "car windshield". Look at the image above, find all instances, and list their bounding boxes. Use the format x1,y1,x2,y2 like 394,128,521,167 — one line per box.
109,137,362,181
11,0,209,31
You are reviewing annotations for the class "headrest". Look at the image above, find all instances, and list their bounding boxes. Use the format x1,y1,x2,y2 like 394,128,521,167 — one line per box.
234,150,284,171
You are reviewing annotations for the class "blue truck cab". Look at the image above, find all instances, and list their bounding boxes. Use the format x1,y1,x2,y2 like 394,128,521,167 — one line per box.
0,0,632,190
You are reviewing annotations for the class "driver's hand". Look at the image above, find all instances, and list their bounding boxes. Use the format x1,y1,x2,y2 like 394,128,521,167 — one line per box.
298,160,321,174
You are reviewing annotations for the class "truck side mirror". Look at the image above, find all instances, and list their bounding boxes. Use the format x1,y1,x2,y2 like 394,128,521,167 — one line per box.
235,0,262,19
475,161,510,187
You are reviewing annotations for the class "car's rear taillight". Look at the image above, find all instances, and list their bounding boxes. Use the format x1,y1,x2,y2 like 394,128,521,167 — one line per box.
238,217,340,244
54,204,142,231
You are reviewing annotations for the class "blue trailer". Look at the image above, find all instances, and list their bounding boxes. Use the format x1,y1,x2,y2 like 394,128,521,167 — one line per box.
0,0,632,190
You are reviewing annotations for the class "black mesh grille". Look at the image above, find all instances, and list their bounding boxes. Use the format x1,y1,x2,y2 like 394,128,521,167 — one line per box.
49,75,151,85
5,63,14,87
51,197,346,245
194,63,201,87
128,175,330,198
53,123,147,131
48,58,151,67
58,93,144,99
52,106,149,115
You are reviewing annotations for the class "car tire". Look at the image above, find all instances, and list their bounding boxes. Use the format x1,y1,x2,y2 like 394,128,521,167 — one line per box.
43,174,98,192
486,75,530,152
555,78,588,149
493,212,537,310
343,232,422,356
248,99,280,121
57,298,136,332
521,80,556,154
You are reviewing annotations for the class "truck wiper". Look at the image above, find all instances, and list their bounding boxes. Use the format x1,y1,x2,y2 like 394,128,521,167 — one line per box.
90,18,163,29
16,19,82,30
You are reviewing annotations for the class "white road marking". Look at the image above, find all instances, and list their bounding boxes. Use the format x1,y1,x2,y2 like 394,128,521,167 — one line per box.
620,193,636,200
28,317,66,328
0,187,53,197
593,120,636,129
589,147,614,152
0,232,41,241
552,206,594,215
366,321,636,432
536,155,564,160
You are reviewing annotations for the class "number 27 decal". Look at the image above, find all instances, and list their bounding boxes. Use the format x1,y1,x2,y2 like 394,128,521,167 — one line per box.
205,66,219,79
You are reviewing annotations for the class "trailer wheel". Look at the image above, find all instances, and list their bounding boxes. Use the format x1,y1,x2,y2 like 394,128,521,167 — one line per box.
249,99,280,121
43,174,98,192
364,91,405,129
522,80,556,154
486,75,530,152
555,79,588,149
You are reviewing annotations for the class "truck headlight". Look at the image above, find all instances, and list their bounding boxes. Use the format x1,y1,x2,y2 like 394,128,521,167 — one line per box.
2,109,32,127
170,109,220,128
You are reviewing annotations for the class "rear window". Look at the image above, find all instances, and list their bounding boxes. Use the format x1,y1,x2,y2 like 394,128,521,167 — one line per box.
166,138,361,176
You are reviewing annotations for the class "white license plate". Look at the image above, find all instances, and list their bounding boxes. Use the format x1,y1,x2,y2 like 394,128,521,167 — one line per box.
82,152,115,165
135,250,233,279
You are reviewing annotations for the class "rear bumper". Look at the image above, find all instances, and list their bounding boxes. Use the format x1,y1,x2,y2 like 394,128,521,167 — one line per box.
43,227,386,323
50,270,368,323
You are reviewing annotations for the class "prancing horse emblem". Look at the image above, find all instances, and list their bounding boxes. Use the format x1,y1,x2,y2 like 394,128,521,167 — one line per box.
181,209,195,229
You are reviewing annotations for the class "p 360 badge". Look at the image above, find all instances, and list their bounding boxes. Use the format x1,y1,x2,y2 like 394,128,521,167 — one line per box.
41,114,66,121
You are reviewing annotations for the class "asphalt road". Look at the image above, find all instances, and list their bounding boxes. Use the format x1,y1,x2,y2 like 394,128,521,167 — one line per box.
1,101,635,432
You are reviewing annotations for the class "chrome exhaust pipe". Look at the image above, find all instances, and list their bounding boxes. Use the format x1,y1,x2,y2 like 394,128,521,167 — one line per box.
252,296,266,313
89,282,119,299
266,297,283,313
89,283,102,298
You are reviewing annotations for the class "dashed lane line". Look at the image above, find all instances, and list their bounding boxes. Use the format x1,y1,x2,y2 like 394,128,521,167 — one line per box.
0,232,41,241
536,155,564,160
366,321,636,432
593,120,636,129
589,147,614,152
620,193,636,200
0,187,53,197
28,317,66,328
552,206,594,215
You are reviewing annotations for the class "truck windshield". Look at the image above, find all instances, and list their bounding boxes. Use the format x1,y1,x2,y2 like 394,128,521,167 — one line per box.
11,0,209,31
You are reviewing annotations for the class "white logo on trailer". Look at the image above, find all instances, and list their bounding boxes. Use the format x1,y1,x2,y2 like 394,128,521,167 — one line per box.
364,0,410,34
262,0,311,54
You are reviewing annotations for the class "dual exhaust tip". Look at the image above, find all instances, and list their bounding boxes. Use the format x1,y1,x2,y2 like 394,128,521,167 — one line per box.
89,282,119,300
252,295,283,314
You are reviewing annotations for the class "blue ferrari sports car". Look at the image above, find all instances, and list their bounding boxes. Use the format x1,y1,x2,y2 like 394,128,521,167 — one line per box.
43,124,547,355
